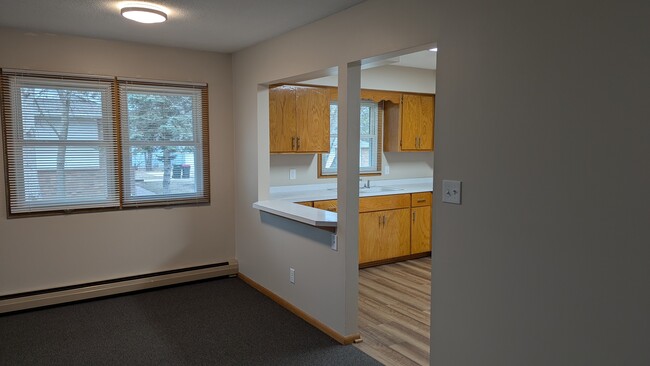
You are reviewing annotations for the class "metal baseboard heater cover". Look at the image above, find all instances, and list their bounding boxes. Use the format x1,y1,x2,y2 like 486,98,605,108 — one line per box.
0,260,238,314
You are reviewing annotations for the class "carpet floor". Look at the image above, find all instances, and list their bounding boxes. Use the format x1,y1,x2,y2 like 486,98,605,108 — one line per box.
0,277,380,366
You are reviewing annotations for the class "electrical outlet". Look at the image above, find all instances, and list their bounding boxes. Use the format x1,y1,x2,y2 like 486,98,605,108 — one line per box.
442,180,462,204
384,164,390,175
331,234,338,251
289,169,296,180
289,267,295,284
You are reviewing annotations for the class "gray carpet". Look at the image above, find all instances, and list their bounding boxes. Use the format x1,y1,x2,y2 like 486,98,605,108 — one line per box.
0,277,380,366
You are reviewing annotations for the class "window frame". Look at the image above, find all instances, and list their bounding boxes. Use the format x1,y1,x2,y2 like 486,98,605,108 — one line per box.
118,80,209,207
318,99,383,178
1,69,210,218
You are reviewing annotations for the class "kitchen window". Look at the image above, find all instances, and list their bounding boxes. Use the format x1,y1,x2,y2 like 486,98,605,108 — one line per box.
0,69,209,217
319,100,382,176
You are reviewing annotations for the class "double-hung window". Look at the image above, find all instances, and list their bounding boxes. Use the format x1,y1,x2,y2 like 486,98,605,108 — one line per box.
1,70,209,217
1,72,118,214
320,100,382,176
119,81,208,206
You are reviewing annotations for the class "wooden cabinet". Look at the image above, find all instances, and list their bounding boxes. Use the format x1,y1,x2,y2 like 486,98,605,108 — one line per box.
358,193,411,264
313,199,337,212
296,201,313,207
384,93,435,152
410,192,432,254
312,192,432,264
269,85,330,153
359,208,411,264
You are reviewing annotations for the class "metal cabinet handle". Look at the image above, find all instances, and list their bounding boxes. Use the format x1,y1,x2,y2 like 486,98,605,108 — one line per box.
291,137,296,150
417,199,426,203
297,136,301,150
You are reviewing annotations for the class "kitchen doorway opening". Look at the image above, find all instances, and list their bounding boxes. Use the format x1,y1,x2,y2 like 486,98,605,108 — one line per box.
351,46,436,365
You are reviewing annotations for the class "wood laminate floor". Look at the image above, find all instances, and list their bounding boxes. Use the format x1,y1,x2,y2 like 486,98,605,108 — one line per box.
354,257,431,366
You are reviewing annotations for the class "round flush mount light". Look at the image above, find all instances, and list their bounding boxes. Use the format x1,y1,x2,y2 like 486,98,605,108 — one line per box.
121,5,167,23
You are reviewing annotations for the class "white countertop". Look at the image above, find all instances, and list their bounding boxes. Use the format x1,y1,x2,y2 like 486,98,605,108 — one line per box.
253,178,433,228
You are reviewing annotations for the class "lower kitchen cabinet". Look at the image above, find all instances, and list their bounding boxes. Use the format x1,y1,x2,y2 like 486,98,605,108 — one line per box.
411,192,432,254
411,206,431,254
359,208,411,264
311,192,430,266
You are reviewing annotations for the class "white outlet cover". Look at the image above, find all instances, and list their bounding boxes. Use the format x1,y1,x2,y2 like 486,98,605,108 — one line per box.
442,180,462,204
384,165,390,175
289,169,296,180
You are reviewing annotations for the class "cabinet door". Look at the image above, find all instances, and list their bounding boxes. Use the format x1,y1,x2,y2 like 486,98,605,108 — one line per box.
400,94,420,150
418,94,434,150
359,208,410,264
296,86,330,153
411,206,431,254
401,93,434,151
269,86,297,153
382,208,411,259
359,211,384,264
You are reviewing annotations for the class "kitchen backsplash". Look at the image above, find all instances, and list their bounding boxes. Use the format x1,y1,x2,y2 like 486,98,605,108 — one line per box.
270,151,433,186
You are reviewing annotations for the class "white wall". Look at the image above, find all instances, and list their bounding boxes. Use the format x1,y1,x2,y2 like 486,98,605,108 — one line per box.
0,28,235,296
233,0,437,336
432,0,650,365
271,65,436,186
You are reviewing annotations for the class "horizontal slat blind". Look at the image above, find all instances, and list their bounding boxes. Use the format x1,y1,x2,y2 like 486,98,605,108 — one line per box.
1,70,119,215
118,80,209,206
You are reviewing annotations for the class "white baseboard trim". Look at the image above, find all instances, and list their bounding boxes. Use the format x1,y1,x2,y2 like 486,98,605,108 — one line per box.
0,260,239,314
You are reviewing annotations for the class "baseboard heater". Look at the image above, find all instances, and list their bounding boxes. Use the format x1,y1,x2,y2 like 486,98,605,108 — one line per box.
0,259,238,314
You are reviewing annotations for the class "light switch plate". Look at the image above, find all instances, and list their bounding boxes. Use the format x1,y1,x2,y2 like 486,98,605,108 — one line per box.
442,180,462,204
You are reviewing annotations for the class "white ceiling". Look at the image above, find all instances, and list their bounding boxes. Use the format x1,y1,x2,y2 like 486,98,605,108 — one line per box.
394,50,437,70
0,0,366,53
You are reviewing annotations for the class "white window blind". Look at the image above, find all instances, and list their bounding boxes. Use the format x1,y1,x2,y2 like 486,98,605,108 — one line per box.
1,71,118,214
118,81,209,206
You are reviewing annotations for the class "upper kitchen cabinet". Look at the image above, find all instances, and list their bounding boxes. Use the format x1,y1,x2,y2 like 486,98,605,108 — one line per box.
384,93,435,152
269,85,330,153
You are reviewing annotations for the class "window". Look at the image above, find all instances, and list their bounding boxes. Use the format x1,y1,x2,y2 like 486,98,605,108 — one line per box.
119,81,208,206
319,100,382,176
1,73,118,214
1,70,209,216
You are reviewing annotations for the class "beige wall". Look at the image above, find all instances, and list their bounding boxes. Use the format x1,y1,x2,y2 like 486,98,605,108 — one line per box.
236,0,649,362
270,65,435,186
432,0,650,364
0,27,234,295
233,0,437,337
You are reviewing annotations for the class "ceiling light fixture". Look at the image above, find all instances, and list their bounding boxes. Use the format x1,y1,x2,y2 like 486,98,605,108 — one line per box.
121,6,167,24
429,47,438,52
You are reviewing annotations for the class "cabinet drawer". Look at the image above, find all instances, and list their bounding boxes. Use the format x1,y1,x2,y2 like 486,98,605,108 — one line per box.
313,193,411,213
313,199,337,212
411,192,432,207
359,194,410,213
